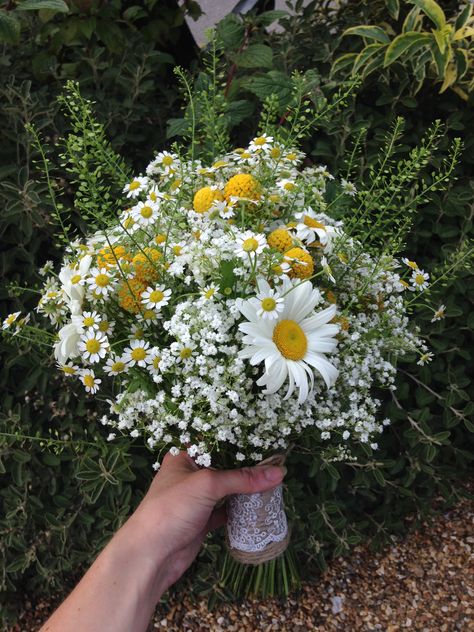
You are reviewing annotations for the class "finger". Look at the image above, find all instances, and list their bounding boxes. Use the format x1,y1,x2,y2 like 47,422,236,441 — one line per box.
161,450,198,474
198,464,287,501
208,505,227,531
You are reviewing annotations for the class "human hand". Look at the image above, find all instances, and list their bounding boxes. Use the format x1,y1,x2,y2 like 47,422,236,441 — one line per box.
124,450,287,596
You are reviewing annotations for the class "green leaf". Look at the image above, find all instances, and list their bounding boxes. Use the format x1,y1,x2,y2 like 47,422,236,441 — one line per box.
409,0,446,29
16,0,69,12
242,71,294,107
0,12,20,44
331,52,358,76
403,6,421,32
384,32,431,66
216,14,245,50
430,37,450,76
454,2,472,31
226,99,254,125
166,118,189,139
353,43,385,75
343,25,391,44
235,44,273,69
385,0,400,20
255,10,288,26
454,49,468,79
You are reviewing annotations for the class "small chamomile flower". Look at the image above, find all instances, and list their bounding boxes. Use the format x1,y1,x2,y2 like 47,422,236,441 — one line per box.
255,279,284,320
97,319,115,336
2,311,21,330
235,231,266,259
87,268,114,297
123,176,148,198
277,179,297,193
58,362,80,377
431,304,446,322
39,260,54,276
132,200,160,227
72,310,101,331
201,284,221,300
129,324,145,340
141,285,171,310
410,269,430,292
295,207,328,246
173,342,196,362
79,330,109,363
147,349,162,376
104,355,129,376
315,165,335,180
248,135,273,151
153,151,177,175
402,257,418,270
340,178,357,196
80,369,101,394
417,351,434,366
123,339,151,367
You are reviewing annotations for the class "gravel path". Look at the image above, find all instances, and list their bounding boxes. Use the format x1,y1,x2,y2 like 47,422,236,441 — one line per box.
9,490,473,631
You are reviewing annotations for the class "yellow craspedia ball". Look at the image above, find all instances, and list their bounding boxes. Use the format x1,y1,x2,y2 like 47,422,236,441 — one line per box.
118,277,146,314
224,173,261,202
268,228,293,253
193,187,224,214
284,247,314,279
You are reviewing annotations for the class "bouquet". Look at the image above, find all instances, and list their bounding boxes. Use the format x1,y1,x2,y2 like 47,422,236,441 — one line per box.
2,82,461,582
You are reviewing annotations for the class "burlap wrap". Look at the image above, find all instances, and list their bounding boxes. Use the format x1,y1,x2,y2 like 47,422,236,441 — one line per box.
225,454,289,565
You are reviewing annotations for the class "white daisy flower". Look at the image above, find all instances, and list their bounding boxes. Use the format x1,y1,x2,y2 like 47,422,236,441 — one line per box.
410,269,430,292
235,231,266,259
402,257,418,270
132,200,160,227
86,268,114,297
147,348,162,376
147,187,166,203
173,342,196,362
340,178,357,196
315,165,335,180
80,369,101,394
2,311,21,330
417,351,434,366
295,207,328,246
104,355,129,376
237,279,339,404
201,284,221,300
72,310,101,332
129,324,145,340
57,362,80,377
254,278,284,320
39,260,54,276
78,330,109,363
152,151,177,175
123,176,148,198
97,318,115,336
248,135,273,152
431,304,446,322
11,313,31,336
277,179,297,193
141,285,171,310
283,150,303,165
123,339,151,367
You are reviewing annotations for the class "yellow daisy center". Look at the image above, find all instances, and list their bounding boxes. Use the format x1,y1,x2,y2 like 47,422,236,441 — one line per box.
283,182,295,191
272,319,308,361
205,288,215,299
95,273,109,287
111,361,125,373
270,147,281,159
129,180,140,191
162,155,173,166
152,356,161,369
261,298,276,312
173,245,182,256
303,216,325,229
131,347,146,362
83,316,95,327
415,274,425,285
286,153,297,161
242,237,259,253
71,274,82,284
254,136,266,146
180,347,193,359
98,321,109,332
86,339,101,354
62,365,76,375
155,234,166,244
140,205,153,218
84,375,95,387
149,290,164,304
143,309,157,320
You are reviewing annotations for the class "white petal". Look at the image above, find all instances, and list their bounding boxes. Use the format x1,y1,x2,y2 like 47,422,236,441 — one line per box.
301,304,337,330
305,352,338,389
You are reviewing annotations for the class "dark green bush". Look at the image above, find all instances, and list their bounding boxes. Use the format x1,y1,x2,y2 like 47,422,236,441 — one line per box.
1,0,473,624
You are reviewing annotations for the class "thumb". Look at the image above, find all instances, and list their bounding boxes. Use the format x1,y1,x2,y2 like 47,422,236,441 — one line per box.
202,464,286,501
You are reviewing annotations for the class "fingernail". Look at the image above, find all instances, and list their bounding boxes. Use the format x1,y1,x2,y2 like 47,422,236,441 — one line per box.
263,465,286,483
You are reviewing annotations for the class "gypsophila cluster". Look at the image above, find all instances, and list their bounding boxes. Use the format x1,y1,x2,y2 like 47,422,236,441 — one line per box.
4,136,433,466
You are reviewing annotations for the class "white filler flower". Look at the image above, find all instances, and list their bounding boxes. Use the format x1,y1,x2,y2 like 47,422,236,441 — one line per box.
238,280,339,403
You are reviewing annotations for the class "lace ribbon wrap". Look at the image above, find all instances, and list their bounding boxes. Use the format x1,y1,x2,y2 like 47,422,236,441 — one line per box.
225,455,289,565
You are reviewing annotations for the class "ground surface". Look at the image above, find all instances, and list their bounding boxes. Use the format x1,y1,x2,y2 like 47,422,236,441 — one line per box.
9,490,473,631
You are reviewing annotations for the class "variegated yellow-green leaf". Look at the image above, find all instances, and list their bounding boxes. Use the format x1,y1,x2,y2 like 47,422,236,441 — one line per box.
384,32,431,67
331,52,358,76
409,0,446,30
403,6,422,33
385,0,400,21
439,63,457,93
454,2,473,31
454,48,468,79
430,38,450,76
453,25,474,41
343,25,391,44
353,44,386,75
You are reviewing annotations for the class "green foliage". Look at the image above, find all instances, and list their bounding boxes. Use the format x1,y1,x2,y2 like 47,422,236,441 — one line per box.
333,0,474,98
1,0,473,623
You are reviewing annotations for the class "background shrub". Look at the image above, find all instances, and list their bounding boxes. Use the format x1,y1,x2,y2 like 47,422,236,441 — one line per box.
1,0,472,623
